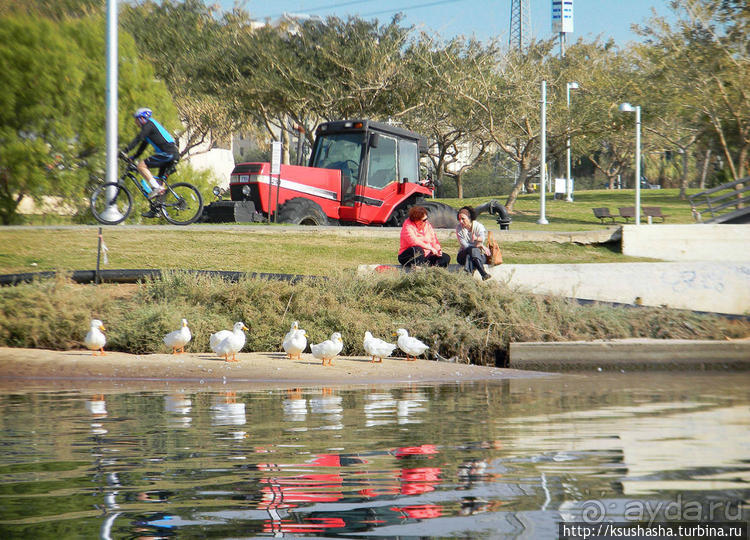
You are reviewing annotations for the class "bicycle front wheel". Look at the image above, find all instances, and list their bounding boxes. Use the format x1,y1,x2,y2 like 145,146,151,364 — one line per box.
159,182,204,225
90,182,133,225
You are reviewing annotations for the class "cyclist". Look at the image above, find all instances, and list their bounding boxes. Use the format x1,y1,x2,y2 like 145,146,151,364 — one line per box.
123,107,179,217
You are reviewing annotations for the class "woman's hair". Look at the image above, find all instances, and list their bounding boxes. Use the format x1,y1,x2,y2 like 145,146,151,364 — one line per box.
457,206,476,221
408,206,428,222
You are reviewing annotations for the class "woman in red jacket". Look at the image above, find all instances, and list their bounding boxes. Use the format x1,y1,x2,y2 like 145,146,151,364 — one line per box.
398,206,451,268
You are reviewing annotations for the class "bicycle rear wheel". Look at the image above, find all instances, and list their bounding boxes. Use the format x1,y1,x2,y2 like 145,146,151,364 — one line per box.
159,182,203,225
90,182,133,225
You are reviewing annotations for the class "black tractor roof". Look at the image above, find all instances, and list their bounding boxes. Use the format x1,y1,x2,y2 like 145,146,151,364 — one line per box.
316,120,428,153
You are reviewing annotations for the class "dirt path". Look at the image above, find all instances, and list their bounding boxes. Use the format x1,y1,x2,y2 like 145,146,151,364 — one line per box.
0,347,546,391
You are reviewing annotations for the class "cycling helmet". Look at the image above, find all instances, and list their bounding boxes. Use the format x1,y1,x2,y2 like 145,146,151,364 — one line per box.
133,107,152,120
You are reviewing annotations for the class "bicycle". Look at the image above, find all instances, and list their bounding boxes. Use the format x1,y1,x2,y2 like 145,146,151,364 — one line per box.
90,152,204,225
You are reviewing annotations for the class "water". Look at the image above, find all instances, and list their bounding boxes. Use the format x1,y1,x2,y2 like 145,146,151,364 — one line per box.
0,373,748,538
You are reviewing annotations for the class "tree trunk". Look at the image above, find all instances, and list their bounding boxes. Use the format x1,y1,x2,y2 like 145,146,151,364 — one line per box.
733,144,748,210
711,115,739,181
455,173,463,199
434,169,446,198
679,149,689,200
605,172,618,189
281,128,291,165
505,164,530,212
699,148,711,189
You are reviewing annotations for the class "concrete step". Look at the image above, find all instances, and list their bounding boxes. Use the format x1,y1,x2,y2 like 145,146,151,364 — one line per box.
509,338,750,371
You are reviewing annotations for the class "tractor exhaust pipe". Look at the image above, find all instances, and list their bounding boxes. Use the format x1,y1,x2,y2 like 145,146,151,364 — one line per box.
474,199,512,230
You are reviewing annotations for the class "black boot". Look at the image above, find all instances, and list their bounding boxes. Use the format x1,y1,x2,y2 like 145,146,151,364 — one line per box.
476,262,491,281
142,206,159,218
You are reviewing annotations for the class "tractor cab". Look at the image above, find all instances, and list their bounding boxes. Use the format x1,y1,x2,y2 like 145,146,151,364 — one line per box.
310,120,431,224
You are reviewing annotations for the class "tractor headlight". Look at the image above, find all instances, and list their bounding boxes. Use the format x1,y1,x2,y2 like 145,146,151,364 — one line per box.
242,185,251,197
212,186,221,197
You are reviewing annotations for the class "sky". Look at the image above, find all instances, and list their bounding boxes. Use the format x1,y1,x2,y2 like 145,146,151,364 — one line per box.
217,0,675,46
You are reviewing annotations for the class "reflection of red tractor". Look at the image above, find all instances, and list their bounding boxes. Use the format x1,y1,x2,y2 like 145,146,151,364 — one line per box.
202,120,461,227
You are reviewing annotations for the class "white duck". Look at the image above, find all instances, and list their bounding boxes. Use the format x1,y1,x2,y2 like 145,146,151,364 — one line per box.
310,332,344,367
394,328,429,361
282,321,307,361
163,318,192,354
210,321,248,362
363,331,397,363
85,319,107,356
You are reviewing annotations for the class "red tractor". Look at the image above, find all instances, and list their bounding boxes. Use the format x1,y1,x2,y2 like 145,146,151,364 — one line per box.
202,119,510,228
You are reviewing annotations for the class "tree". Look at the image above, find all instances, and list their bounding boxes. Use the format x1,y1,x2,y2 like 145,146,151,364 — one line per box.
0,14,177,224
0,0,102,20
450,40,564,211
208,14,417,163
557,41,647,190
121,0,238,156
635,0,750,182
404,36,496,198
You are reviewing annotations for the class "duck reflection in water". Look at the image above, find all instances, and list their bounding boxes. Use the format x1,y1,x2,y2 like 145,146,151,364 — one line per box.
84,393,125,539
164,393,192,429
211,392,247,439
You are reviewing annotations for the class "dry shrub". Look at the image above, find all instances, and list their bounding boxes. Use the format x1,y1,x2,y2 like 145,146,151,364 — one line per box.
0,273,115,349
0,270,747,364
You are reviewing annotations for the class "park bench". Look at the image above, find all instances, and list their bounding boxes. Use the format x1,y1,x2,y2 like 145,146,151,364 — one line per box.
618,207,635,222
592,207,617,223
642,206,669,222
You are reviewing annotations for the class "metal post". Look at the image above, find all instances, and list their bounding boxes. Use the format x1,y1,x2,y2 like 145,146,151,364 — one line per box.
274,173,280,223
270,141,282,223
537,80,549,225
267,173,273,224
619,102,642,225
96,227,103,285
101,0,123,223
635,105,641,226
105,0,117,184
565,82,578,202
559,32,565,57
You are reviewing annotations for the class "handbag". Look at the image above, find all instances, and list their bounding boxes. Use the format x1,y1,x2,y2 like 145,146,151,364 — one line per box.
487,231,502,265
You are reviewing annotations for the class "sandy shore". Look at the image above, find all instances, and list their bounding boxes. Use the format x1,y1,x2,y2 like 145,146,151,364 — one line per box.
0,347,547,391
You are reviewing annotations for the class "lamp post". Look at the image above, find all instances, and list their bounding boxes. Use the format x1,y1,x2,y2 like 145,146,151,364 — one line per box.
619,102,641,225
565,82,578,202
537,80,549,225
101,0,123,223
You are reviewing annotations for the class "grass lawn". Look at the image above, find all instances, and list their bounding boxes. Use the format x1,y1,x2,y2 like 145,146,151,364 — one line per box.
445,188,697,231
0,227,651,276
2,188,695,275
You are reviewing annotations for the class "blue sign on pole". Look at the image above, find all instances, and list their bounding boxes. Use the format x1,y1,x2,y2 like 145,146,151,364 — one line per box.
552,0,574,33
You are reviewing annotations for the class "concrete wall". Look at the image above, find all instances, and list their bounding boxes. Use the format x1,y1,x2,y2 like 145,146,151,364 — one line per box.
622,224,750,261
486,261,750,315
183,148,235,188
509,339,750,370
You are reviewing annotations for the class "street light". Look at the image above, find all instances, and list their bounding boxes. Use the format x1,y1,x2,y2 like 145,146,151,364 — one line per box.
538,80,548,225
565,82,579,202
101,0,123,222
619,102,641,225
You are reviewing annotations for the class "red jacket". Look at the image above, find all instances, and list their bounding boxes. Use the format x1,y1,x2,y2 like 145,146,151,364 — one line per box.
399,219,442,256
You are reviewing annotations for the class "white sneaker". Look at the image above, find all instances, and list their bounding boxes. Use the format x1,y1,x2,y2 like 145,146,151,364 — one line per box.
147,186,166,200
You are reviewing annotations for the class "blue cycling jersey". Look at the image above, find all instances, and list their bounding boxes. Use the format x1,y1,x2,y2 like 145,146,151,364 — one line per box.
125,118,178,158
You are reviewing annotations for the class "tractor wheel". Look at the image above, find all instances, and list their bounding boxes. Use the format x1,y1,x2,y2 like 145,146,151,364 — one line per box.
421,201,458,228
386,205,409,227
385,197,426,227
276,197,330,226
